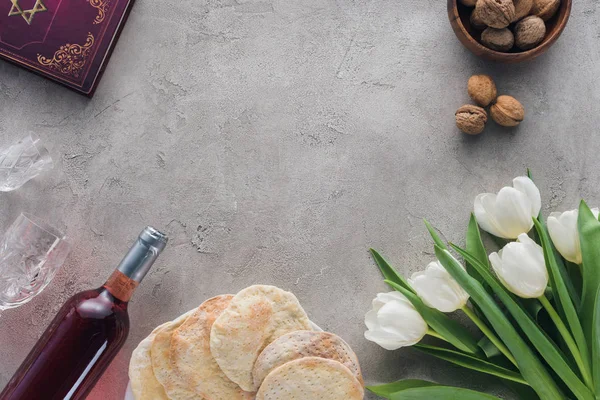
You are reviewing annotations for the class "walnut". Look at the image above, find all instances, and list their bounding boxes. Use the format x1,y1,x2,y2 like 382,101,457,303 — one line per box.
475,0,516,29
468,75,497,107
459,0,478,6
456,105,488,135
470,8,487,30
490,96,524,127
531,0,560,21
515,16,546,50
512,0,533,21
481,28,514,52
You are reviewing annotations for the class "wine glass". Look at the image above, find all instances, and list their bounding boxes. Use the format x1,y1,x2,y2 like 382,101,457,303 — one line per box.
0,213,71,312
0,134,54,192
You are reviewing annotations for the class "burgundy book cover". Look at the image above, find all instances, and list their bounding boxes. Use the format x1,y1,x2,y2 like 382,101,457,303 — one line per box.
0,0,134,96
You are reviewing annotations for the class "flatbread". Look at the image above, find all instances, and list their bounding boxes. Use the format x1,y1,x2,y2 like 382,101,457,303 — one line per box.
253,330,363,389
210,285,312,391
255,357,364,400
129,311,195,400
129,322,171,400
150,310,201,400
170,295,254,400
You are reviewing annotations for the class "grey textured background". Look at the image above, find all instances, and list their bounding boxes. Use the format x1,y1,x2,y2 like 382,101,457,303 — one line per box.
0,0,599,398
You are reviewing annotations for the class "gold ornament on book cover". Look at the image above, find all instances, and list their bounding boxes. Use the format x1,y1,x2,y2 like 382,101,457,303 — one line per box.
37,33,95,79
88,0,110,24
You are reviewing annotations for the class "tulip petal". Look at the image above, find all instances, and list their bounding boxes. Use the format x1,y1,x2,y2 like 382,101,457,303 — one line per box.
474,193,508,238
378,301,427,344
548,211,580,264
474,177,541,240
495,187,534,239
513,176,541,218
364,330,404,350
517,233,537,246
364,309,380,331
409,261,469,313
490,238,548,298
364,291,428,350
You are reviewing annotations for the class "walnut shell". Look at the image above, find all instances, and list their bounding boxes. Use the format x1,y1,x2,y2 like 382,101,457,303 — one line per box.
512,0,533,21
456,105,488,135
459,0,478,6
470,8,487,30
475,0,516,29
531,0,560,21
468,75,497,107
515,16,546,50
490,95,524,127
481,28,515,52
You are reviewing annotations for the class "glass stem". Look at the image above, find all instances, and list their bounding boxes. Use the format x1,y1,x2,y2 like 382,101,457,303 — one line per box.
539,294,593,389
462,306,518,368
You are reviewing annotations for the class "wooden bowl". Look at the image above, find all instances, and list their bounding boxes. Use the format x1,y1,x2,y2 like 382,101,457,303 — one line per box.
448,0,572,63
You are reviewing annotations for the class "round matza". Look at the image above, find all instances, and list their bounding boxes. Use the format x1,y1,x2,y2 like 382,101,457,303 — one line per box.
255,357,364,400
210,285,312,391
128,322,172,400
253,330,363,389
170,295,254,400
150,310,200,399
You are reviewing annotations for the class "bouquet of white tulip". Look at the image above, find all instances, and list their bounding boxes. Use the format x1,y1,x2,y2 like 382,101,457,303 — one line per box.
366,172,600,400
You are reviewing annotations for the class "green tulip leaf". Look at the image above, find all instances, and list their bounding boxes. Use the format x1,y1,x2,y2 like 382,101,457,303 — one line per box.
424,219,447,250
466,214,493,296
592,286,600,396
536,216,581,315
385,281,481,356
414,344,527,385
565,261,583,300
451,244,593,400
520,298,544,321
533,217,591,384
366,379,439,398
436,246,565,400
578,200,600,347
504,381,541,400
370,249,414,293
478,336,501,359
389,386,502,400
437,246,574,400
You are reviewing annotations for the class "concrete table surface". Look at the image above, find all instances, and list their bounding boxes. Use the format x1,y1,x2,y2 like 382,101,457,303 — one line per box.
0,0,599,398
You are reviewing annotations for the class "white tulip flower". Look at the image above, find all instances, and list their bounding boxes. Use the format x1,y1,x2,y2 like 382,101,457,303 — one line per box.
364,291,428,350
474,176,542,239
408,261,470,313
489,233,548,298
547,208,599,264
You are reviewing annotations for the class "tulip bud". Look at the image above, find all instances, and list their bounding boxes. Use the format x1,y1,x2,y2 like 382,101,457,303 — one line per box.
364,291,428,350
547,208,599,264
408,261,470,312
474,176,541,239
489,233,548,298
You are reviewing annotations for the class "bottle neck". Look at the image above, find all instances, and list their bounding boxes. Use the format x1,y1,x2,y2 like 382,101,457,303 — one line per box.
103,270,139,302
103,227,167,303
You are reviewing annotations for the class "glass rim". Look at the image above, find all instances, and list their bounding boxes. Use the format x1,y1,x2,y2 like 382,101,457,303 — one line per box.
26,134,53,167
19,213,67,241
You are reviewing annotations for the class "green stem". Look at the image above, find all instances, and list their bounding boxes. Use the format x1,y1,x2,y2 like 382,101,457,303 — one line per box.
539,294,593,389
462,306,518,367
426,328,448,342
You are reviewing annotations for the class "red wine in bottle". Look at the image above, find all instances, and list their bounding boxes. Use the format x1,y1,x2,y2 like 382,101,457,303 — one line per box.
0,227,168,400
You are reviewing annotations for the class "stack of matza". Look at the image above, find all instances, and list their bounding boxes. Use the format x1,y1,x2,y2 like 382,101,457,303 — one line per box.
128,285,364,400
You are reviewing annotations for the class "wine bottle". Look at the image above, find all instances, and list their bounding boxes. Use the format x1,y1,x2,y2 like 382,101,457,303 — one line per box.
0,227,168,400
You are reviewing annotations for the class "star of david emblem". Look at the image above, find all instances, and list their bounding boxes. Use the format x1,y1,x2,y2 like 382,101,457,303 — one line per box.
8,0,47,25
